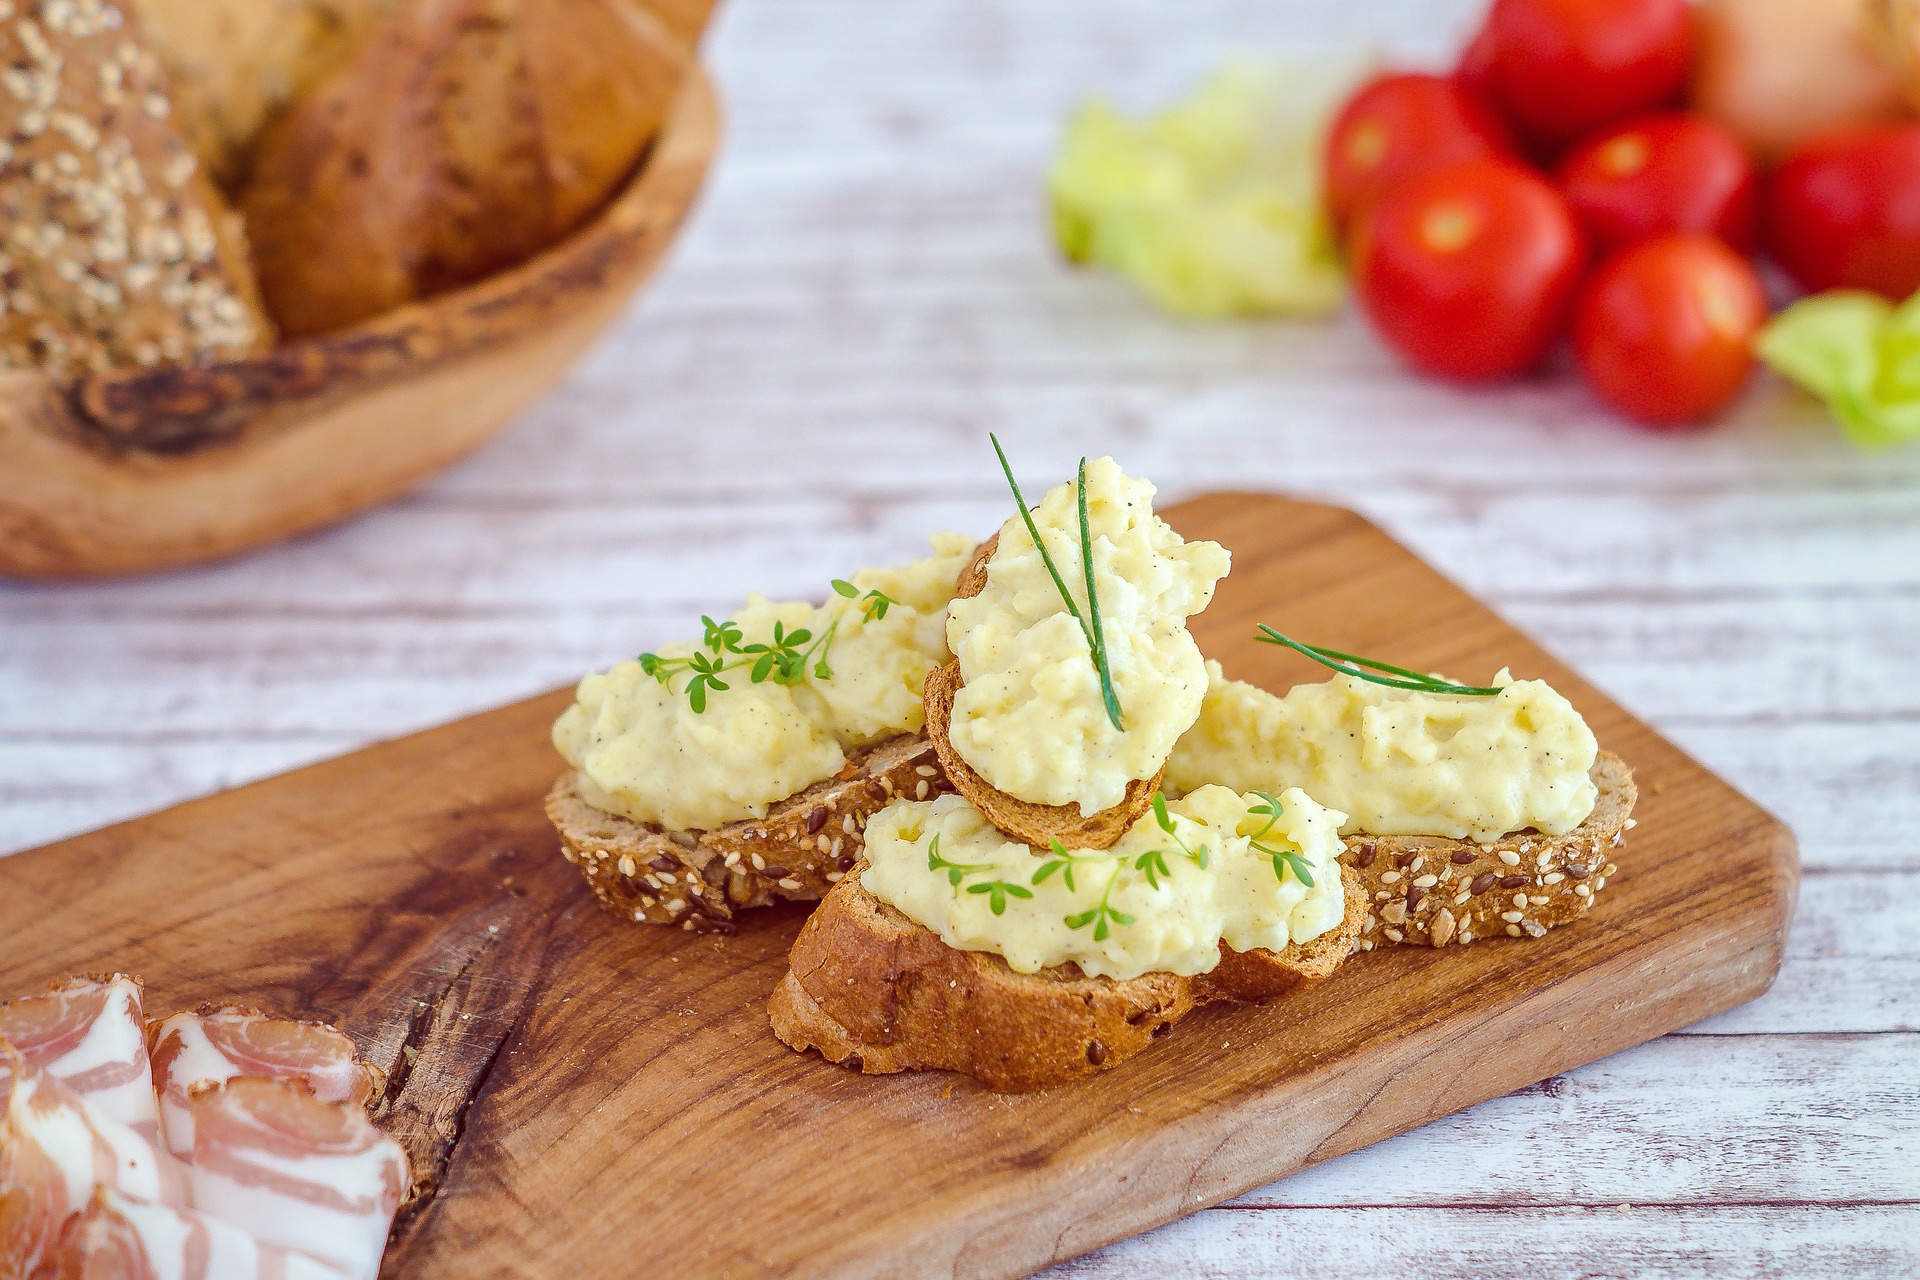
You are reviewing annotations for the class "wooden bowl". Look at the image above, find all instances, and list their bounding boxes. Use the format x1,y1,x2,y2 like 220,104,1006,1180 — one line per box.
0,67,720,580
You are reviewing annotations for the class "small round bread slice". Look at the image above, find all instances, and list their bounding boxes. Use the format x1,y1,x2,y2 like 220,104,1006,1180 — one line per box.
547,733,950,931
924,533,1164,851
769,864,1365,1092
1341,751,1637,950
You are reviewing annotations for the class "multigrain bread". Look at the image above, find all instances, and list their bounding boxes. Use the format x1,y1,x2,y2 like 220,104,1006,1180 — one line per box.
923,533,1164,851
547,733,952,930
769,865,1366,1091
1339,752,1636,950
125,0,404,189
241,0,692,337
0,1,273,376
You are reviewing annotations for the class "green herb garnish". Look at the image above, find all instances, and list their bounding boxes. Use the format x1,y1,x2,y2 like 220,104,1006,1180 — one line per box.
1064,862,1135,941
1150,790,1209,869
1246,790,1314,887
638,582,897,713
1032,837,1108,892
1254,627,1502,697
1131,846,1173,890
989,435,1124,732
927,834,994,889
966,879,1035,915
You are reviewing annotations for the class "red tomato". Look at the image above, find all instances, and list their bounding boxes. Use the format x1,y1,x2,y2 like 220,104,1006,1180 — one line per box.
1456,18,1502,104
1556,113,1759,254
1323,73,1514,230
1481,0,1693,150
1572,234,1768,426
1765,126,1920,298
1355,159,1586,381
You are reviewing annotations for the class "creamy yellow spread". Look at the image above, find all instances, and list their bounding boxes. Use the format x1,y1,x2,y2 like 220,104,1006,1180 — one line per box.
1165,662,1599,842
860,787,1346,981
944,458,1230,816
552,534,975,832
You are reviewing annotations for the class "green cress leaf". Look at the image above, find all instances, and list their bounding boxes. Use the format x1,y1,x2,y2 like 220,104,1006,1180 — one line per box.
832,579,860,598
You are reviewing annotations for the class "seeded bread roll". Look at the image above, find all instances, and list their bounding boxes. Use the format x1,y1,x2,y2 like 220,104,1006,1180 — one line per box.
923,534,1165,851
0,0,272,376
546,733,952,931
240,0,691,338
125,0,404,190
770,864,1366,1092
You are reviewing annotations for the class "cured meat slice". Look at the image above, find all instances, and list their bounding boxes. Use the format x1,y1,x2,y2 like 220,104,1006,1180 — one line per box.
0,976,158,1135
186,1078,407,1280
50,1189,349,1280
147,1009,380,1162
0,1044,182,1278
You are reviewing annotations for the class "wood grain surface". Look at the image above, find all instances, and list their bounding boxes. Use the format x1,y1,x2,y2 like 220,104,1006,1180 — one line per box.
0,493,1795,1279
2,0,1915,1273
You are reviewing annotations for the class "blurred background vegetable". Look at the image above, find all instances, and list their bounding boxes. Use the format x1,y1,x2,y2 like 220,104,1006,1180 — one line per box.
1758,288,1920,447
1765,126,1920,298
1048,61,1355,318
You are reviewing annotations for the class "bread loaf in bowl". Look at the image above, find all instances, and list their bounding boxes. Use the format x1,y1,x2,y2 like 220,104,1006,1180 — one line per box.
241,0,692,337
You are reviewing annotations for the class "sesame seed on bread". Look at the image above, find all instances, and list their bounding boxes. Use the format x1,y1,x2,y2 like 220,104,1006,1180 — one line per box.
546,733,952,931
769,864,1367,1092
0,0,272,377
923,533,1164,851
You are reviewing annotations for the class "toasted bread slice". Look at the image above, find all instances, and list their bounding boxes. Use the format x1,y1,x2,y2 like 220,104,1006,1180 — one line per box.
924,533,1164,850
547,734,950,931
769,864,1365,1092
1341,751,1635,949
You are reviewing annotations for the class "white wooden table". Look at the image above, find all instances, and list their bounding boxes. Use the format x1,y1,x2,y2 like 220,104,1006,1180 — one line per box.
4,0,1917,1274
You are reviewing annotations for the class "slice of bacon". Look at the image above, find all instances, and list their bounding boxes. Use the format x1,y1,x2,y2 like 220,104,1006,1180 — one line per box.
0,1043,183,1277
186,1078,407,1280
0,976,158,1137
147,1008,381,1162
51,1189,349,1280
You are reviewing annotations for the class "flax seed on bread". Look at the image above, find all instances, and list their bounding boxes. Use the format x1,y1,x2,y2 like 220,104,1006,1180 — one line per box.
769,864,1366,1092
0,0,272,376
923,532,1164,851
547,733,951,930
1340,751,1636,950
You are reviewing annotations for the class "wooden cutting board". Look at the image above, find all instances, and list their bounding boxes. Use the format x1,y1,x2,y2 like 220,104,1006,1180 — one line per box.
0,494,1797,1280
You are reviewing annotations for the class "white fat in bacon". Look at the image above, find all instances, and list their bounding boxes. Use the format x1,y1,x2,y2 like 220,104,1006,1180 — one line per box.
0,1044,184,1277
0,975,159,1137
147,1008,380,1162
186,1077,407,1280
51,1189,349,1280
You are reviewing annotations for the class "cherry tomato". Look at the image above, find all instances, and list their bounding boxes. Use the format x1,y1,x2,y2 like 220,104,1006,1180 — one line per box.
1556,113,1759,254
1572,234,1768,426
1354,159,1586,381
1481,0,1693,150
1455,18,1502,105
1765,126,1920,299
1323,73,1514,231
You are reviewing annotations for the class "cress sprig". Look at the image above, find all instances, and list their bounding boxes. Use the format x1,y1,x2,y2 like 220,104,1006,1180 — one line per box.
1254,627,1503,697
989,435,1124,732
638,580,896,713
1247,790,1315,887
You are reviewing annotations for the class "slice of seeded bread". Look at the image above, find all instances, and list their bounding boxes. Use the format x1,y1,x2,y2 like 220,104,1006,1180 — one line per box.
547,734,951,931
1340,751,1635,950
768,864,1366,1092
924,534,1163,851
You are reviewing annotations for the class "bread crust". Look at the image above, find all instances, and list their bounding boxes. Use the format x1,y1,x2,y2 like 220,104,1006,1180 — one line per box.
546,733,951,930
923,532,1164,851
1343,752,1636,950
770,864,1365,1092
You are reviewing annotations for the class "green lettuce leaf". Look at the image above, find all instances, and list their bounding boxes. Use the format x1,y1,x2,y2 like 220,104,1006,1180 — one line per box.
1047,61,1354,319
1756,290,1920,449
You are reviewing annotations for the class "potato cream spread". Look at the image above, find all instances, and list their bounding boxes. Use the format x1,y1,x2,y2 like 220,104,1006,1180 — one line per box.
553,534,975,833
860,787,1346,981
1165,662,1599,842
945,457,1230,816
